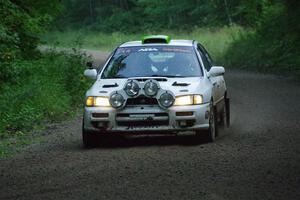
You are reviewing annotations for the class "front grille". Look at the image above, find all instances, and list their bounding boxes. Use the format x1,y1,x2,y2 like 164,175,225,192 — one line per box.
116,113,168,118
117,120,169,127
126,95,158,106
116,112,169,127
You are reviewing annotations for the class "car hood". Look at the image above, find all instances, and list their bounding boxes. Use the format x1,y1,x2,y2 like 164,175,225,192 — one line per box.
86,77,210,97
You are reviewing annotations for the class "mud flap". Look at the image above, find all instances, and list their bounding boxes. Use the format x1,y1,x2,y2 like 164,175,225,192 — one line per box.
225,97,230,127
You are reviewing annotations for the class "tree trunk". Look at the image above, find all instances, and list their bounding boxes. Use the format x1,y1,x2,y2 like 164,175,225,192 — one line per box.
89,0,94,23
224,0,232,25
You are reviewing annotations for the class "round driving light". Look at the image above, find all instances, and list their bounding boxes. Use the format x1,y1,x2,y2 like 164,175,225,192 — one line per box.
144,80,159,97
109,93,124,108
124,80,140,97
159,92,175,108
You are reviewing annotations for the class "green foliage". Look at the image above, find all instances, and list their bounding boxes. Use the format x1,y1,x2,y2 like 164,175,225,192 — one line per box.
54,0,247,32
0,0,61,61
0,52,89,138
43,26,242,63
225,1,300,74
0,0,89,142
51,0,300,74
55,0,286,32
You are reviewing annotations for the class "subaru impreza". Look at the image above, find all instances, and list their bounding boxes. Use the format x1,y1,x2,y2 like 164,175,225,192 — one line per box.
82,35,230,147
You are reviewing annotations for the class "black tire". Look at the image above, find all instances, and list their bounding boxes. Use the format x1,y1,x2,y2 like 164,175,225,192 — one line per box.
220,95,230,128
219,105,225,126
196,101,218,142
225,97,230,127
82,129,98,148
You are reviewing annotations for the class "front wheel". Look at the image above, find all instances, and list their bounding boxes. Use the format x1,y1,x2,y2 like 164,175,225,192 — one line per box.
225,97,230,127
219,96,230,128
196,101,218,142
82,129,98,148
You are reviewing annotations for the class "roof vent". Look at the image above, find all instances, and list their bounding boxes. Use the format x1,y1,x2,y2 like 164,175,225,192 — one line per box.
142,35,171,44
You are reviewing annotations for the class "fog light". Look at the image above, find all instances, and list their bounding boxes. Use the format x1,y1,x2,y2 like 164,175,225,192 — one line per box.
124,80,140,97
159,92,175,108
144,80,159,97
109,93,125,108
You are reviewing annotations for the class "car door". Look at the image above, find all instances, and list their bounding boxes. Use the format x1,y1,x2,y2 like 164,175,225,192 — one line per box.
199,44,226,111
201,45,226,99
196,45,220,103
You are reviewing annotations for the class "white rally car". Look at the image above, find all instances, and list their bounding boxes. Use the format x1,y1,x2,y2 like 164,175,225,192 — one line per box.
83,35,230,147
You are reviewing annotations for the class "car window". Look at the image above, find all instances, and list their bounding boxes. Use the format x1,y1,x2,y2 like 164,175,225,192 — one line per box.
197,46,212,71
199,44,214,64
101,46,202,78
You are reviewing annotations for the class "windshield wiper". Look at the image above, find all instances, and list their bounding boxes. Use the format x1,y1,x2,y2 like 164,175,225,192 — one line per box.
112,74,127,78
150,75,186,78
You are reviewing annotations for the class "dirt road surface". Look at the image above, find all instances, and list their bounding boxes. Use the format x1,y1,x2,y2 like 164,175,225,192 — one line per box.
1,51,300,200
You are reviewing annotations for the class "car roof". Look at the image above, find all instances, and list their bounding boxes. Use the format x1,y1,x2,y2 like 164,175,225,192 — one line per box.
119,40,194,48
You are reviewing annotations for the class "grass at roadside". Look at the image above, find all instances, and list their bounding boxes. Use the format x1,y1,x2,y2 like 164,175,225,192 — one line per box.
0,50,90,157
0,132,40,157
43,26,299,76
43,26,243,64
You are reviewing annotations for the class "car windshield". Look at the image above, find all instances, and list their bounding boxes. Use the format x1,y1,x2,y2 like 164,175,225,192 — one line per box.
101,46,202,78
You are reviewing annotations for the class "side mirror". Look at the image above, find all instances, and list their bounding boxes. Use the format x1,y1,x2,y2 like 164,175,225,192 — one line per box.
84,69,97,80
208,66,225,77
86,61,93,69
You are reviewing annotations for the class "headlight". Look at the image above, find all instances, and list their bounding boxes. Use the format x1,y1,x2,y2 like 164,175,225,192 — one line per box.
86,96,110,107
174,95,203,106
109,93,125,108
144,80,159,97
159,92,175,108
193,95,203,104
124,80,140,97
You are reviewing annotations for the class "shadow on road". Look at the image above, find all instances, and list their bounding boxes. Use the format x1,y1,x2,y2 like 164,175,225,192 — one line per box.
85,134,212,149
77,126,230,150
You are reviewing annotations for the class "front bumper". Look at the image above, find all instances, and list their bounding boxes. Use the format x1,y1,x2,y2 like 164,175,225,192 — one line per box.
83,103,210,134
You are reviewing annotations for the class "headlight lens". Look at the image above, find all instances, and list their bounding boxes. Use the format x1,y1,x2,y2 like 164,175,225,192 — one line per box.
86,96,110,107
174,95,193,106
109,93,125,108
86,96,94,107
193,94,203,104
124,80,140,97
174,95,203,106
159,92,175,108
94,97,111,107
144,80,159,96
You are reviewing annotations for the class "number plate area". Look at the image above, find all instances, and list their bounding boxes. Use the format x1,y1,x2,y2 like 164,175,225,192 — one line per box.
129,114,155,120
116,113,169,127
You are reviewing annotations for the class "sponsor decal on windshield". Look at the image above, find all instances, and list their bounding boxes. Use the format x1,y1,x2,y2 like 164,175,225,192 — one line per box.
162,47,192,53
138,48,158,52
116,46,193,55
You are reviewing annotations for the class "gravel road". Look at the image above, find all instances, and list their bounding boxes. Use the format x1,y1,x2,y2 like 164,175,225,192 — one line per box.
0,51,300,200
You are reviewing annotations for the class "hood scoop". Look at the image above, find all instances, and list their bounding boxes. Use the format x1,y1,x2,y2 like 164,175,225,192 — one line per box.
172,81,190,86
102,83,119,88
